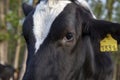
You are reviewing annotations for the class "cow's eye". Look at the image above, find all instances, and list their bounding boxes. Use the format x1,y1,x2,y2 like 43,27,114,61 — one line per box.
65,32,74,41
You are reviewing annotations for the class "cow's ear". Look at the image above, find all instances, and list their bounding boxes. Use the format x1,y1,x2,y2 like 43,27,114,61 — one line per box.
22,3,33,16
87,19,120,43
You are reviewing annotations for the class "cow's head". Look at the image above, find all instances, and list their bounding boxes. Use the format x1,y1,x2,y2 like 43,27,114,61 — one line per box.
22,0,120,80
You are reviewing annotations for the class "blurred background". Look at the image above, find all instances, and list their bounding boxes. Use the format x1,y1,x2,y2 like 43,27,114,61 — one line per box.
0,0,120,80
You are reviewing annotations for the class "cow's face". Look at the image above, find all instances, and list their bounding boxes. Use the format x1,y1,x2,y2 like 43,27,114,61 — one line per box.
22,1,95,79
22,0,120,80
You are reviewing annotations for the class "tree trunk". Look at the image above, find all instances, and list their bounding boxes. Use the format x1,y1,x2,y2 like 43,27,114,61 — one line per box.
19,48,28,80
0,0,8,65
14,38,21,80
13,0,22,70
14,38,21,69
13,0,22,79
0,0,5,27
0,42,7,64
106,0,115,21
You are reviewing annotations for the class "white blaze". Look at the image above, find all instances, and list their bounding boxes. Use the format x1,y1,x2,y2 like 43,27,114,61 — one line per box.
33,1,71,53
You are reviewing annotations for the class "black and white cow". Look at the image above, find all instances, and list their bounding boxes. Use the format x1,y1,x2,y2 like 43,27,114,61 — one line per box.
0,64,15,80
22,0,120,80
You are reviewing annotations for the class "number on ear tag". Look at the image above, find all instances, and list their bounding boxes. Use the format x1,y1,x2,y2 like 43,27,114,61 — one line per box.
100,34,118,52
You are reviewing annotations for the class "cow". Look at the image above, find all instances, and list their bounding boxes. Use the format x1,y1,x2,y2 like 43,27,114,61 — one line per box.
22,0,120,80
0,64,15,80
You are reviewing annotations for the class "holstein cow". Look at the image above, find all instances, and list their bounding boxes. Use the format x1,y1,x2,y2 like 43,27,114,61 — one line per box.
0,64,15,80
22,0,120,80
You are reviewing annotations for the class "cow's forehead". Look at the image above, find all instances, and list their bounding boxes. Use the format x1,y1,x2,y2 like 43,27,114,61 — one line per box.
31,0,94,53
33,1,71,53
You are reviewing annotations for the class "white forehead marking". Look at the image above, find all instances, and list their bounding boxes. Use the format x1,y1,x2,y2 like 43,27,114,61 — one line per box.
33,1,71,53
77,0,96,18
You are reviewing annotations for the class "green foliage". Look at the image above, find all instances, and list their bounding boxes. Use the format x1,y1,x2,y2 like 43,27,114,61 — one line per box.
5,11,22,42
113,1,120,22
9,0,19,11
0,0,24,65
6,11,20,28
0,32,9,41
88,0,105,19
0,24,6,30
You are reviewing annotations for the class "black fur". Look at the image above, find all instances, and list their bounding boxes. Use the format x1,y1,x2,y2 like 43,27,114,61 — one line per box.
22,3,33,16
0,64,15,80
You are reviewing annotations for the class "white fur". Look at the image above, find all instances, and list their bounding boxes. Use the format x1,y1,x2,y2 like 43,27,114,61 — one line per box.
33,1,71,53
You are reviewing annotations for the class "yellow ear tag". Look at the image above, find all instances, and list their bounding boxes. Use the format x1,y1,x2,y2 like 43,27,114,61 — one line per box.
100,34,118,52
